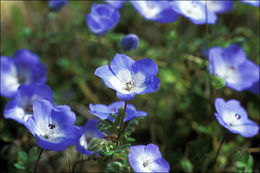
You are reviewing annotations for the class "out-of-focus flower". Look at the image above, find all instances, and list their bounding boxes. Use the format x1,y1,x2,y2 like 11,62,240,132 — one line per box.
95,53,160,100
130,0,178,23
170,1,233,24
128,144,170,172
89,101,147,121
214,98,259,137
121,34,139,51
208,44,259,91
86,3,120,35
104,0,125,9
1,49,47,98
76,119,103,155
26,100,80,151
241,0,260,7
48,0,68,11
4,84,53,125
200,1,233,14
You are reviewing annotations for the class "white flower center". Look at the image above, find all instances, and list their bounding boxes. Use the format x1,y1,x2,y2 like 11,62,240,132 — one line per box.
37,122,65,143
137,1,160,18
179,1,205,19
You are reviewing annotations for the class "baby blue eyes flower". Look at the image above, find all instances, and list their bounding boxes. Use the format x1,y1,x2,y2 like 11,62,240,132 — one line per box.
121,34,139,51
89,101,147,121
130,0,179,23
171,1,233,25
26,99,80,151
104,0,125,9
241,0,260,7
86,3,120,35
128,144,170,172
208,44,259,91
171,1,217,25
48,0,68,11
4,83,54,125
214,98,259,137
95,53,160,100
1,49,47,98
76,119,104,155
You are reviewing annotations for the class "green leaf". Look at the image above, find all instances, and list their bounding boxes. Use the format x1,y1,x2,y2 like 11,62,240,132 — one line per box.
14,163,26,170
211,75,225,89
18,151,28,162
248,155,253,167
29,147,37,157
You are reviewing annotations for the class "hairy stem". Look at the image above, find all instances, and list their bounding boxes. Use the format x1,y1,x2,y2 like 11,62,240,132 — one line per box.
33,148,43,173
117,101,128,146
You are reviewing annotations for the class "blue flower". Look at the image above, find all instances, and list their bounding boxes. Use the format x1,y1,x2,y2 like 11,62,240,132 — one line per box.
200,1,233,14
76,119,104,155
26,99,80,151
121,34,139,51
1,49,47,98
4,84,54,125
86,3,120,35
128,144,170,172
48,0,68,11
104,0,125,9
208,44,259,91
171,1,220,25
130,1,178,23
214,98,259,137
89,101,147,121
241,0,260,7
247,81,259,95
95,53,160,100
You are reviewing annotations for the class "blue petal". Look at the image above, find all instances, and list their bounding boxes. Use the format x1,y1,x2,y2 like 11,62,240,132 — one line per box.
145,144,162,159
132,58,158,77
241,0,260,7
116,91,136,100
32,99,53,127
208,47,225,75
110,54,135,77
152,158,170,172
140,76,160,94
222,44,246,67
89,103,110,120
0,56,19,97
105,0,125,9
121,34,139,51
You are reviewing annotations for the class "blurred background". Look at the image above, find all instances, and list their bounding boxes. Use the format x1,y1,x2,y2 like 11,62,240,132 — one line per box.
1,1,259,172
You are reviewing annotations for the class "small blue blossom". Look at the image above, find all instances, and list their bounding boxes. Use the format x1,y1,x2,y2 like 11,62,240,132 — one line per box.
95,53,160,100
130,0,178,23
86,3,120,35
4,84,54,125
89,101,147,121
104,0,125,9
48,0,68,11
1,49,47,98
26,99,80,151
171,1,226,25
241,0,260,7
121,34,139,51
208,44,259,91
214,98,259,137
128,144,170,172
200,1,233,14
76,119,104,155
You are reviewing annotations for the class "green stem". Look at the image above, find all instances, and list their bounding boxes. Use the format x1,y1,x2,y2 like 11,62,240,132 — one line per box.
213,132,226,169
117,101,128,146
33,148,43,173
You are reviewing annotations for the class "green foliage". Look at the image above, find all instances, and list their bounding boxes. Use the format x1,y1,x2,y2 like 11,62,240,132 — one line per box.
234,151,254,173
212,75,226,89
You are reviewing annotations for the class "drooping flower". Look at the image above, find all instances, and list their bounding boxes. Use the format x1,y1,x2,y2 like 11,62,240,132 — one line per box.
48,0,68,11
76,119,104,155
214,98,259,137
95,53,160,100
121,34,139,51
104,0,125,9
130,0,179,23
240,0,260,7
170,1,219,25
86,3,120,35
26,99,80,151
128,144,170,172
208,44,259,91
4,84,54,125
0,49,47,98
89,101,147,121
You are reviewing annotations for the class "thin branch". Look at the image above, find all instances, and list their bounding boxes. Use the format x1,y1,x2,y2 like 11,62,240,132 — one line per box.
116,101,128,146
33,148,43,173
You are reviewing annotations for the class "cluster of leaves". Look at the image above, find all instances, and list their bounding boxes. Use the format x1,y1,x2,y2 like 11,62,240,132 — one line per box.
86,108,143,172
14,147,38,172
